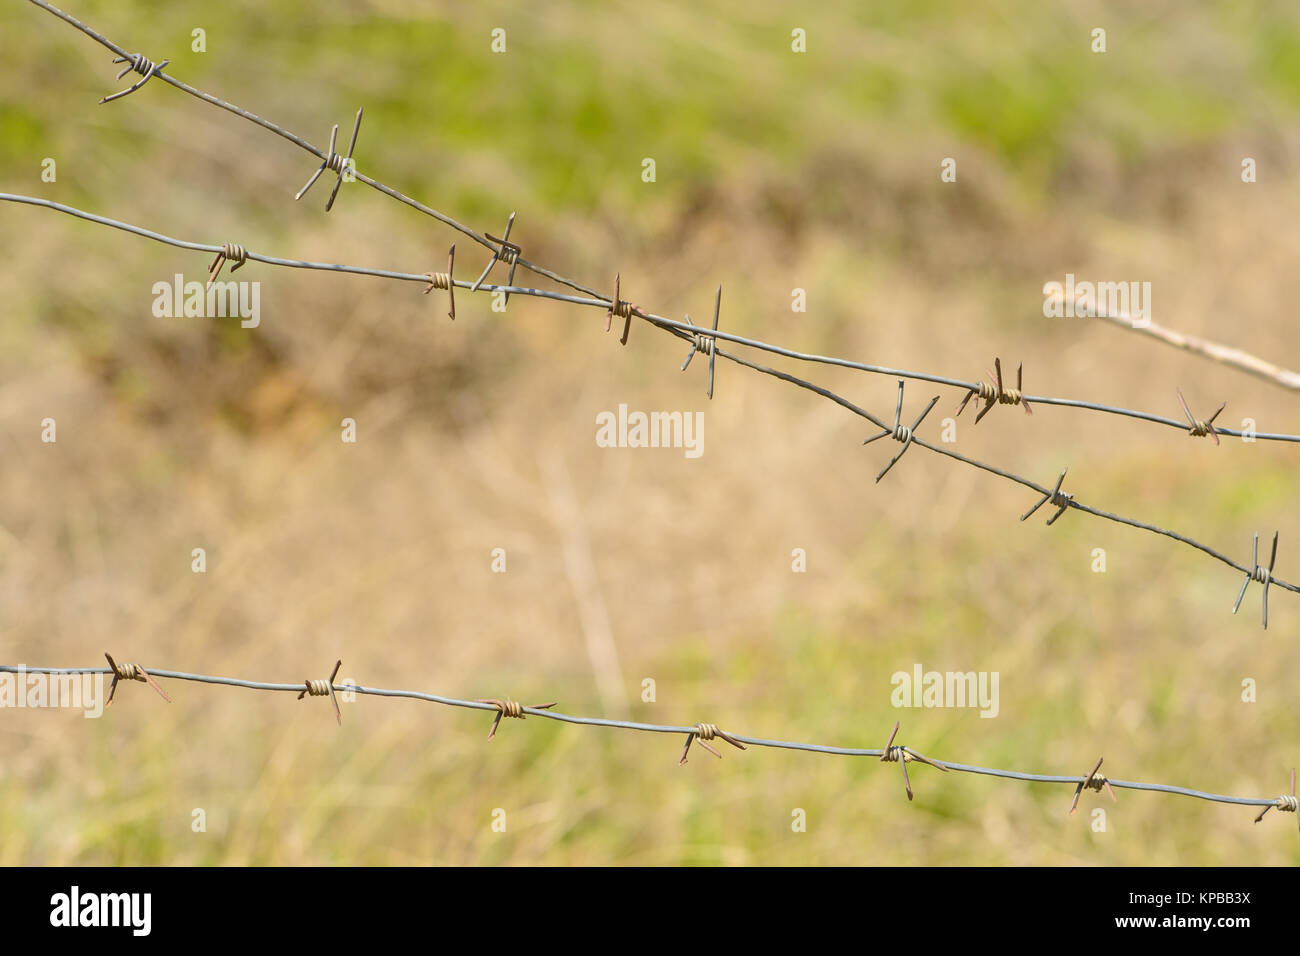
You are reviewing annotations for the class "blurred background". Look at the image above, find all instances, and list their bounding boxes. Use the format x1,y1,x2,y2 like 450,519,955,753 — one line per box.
1,0,1297,864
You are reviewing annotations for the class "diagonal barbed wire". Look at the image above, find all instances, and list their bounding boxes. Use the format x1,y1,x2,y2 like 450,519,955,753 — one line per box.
4,188,1297,628
5,0,1297,624
5,3,1299,841
1,660,1296,829
20,0,1300,446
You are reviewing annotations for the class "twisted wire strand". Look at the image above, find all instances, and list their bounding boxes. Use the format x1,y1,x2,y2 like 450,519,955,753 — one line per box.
4,191,1297,612
21,0,1300,444
0,663,1286,815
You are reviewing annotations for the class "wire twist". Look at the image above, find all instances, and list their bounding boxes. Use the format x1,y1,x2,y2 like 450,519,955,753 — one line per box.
878,722,949,801
1021,468,1074,526
1233,532,1280,629
679,286,723,399
423,244,456,320
957,358,1033,424
679,721,746,764
605,273,643,345
297,660,343,724
207,242,248,287
1177,387,1226,445
863,381,940,482
1069,756,1118,815
471,212,522,305
295,109,363,211
1254,770,1298,829
100,52,169,104
103,651,172,706
477,697,557,739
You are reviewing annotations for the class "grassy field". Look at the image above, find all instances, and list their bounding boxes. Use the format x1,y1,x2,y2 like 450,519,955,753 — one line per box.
1,0,1298,864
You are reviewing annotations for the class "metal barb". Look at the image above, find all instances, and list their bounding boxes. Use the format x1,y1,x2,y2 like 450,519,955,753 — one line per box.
1254,769,1298,829
422,244,456,320
207,242,248,289
880,721,949,801
1232,531,1279,629
605,273,640,346
957,357,1032,424
297,659,343,725
1020,468,1073,525
99,52,169,104
679,286,722,399
1177,387,1226,445
103,652,172,706
679,721,746,765
864,381,940,482
470,212,521,305
1069,756,1117,816
295,108,363,211
9,2,1300,630
476,698,557,740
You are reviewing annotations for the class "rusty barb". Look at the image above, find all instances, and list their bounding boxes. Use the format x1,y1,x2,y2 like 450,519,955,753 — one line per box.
103,652,171,706
476,698,558,740
207,242,248,289
1177,387,1226,445
470,211,522,306
295,108,363,211
1021,468,1074,526
863,380,940,482
423,244,456,320
605,273,642,346
680,285,722,399
298,659,343,725
99,52,169,104
1233,531,1280,629
679,721,746,765
1069,756,1118,816
957,357,1033,424
880,721,949,801
1254,769,1298,830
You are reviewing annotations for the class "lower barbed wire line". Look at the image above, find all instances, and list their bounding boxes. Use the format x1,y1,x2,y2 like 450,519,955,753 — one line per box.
0,663,1281,809
4,191,1296,603
23,0,1300,444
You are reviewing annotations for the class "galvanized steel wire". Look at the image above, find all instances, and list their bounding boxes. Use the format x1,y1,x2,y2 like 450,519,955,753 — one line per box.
4,1,1299,834
1,662,1295,823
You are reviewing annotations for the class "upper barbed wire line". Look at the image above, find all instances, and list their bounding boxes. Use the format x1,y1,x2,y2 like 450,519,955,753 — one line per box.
4,189,1298,613
25,0,1300,445
24,0,600,300
0,663,1291,818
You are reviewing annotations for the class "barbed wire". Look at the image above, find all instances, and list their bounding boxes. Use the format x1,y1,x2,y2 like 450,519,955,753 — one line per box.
7,5,1298,625
3,187,1296,627
23,0,1300,445
6,2,1299,842
1,660,1295,829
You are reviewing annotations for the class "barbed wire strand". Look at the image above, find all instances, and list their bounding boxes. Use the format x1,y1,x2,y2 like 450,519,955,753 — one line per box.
4,190,1296,626
7,4,1299,834
21,0,1300,446
1,663,1295,827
